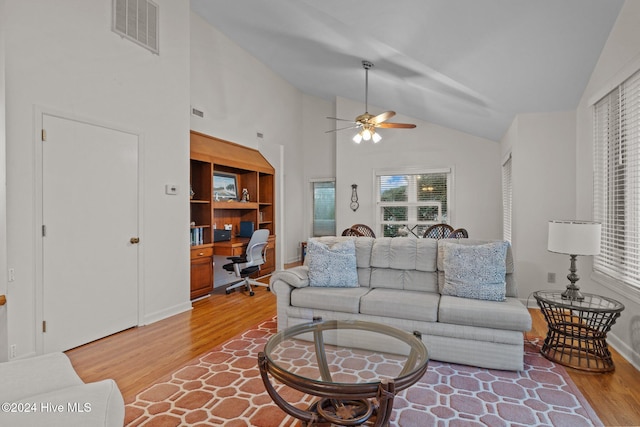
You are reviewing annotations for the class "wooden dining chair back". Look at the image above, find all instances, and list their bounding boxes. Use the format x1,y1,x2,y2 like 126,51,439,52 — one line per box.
341,228,364,237
448,228,469,238
350,224,376,238
423,223,454,239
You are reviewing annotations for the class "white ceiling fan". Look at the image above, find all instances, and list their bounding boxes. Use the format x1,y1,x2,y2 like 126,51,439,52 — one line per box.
327,60,416,143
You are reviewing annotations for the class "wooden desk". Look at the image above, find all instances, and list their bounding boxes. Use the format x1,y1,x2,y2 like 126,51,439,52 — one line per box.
213,237,251,257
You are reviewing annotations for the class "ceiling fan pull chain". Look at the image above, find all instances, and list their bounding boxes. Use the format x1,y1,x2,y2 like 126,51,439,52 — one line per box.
365,62,369,113
362,60,373,113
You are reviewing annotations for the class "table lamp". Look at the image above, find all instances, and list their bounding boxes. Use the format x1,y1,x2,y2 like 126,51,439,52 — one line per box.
548,220,601,301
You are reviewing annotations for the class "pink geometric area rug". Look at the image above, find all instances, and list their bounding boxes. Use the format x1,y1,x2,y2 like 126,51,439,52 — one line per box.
125,317,602,427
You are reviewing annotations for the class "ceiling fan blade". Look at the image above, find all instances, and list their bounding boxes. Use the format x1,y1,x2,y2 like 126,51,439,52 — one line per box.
327,116,356,123
325,124,361,133
376,122,417,129
372,111,396,124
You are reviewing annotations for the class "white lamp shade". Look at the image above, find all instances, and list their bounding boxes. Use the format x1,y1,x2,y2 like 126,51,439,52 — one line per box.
548,220,601,255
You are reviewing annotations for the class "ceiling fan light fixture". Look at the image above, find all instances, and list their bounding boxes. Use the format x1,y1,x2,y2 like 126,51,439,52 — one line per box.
353,124,382,144
329,60,415,141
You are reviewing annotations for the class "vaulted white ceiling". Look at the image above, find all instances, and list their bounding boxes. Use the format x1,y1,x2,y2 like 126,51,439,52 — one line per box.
190,0,623,141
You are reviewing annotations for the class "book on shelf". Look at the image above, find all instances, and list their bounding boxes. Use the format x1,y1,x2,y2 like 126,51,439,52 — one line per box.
190,226,205,246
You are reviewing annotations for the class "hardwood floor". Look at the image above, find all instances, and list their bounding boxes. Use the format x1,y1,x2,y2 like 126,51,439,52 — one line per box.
67,283,640,426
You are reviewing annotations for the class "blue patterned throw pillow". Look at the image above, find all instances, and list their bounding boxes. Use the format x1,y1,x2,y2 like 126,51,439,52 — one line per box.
307,238,359,287
442,241,508,301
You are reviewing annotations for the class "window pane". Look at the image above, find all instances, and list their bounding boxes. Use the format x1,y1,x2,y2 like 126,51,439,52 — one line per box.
382,206,407,222
312,181,335,236
416,173,447,218
418,205,440,222
379,175,408,202
377,169,451,238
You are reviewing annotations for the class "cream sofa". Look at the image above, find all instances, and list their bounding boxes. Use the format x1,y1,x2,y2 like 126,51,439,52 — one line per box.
270,236,532,371
0,352,124,427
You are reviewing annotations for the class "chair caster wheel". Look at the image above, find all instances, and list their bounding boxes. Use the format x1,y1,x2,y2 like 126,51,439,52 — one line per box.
250,291,255,296
225,289,232,294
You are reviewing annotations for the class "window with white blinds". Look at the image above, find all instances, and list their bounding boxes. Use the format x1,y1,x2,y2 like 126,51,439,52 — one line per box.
312,180,336,237
376,169,451,237
593,68,640,292
502,154,513,243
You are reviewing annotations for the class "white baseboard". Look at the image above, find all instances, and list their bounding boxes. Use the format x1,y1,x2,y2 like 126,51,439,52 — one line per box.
142,301,192,326
608,333,640,372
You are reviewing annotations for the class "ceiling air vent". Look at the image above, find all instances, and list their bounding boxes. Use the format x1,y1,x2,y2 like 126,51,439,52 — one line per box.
112,0,159,54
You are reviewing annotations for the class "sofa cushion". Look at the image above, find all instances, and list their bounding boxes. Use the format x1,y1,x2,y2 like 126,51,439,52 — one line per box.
307,238,358,287
438,295,532,331
360,288,439,322
370,268,438,292
437,239,518,297
305,236,374,269
441,240,509,301
371,237,437,272
290,286,371,313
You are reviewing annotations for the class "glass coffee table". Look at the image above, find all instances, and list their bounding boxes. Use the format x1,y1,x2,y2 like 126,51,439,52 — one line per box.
258,319,428,427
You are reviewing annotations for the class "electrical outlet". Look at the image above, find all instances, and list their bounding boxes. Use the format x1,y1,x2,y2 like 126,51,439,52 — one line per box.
547,272,556,283
8,268,15,282
165,184,178,195
9,344,16,359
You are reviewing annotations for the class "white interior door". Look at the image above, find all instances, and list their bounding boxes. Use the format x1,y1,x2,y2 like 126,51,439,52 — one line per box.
42,114,139,353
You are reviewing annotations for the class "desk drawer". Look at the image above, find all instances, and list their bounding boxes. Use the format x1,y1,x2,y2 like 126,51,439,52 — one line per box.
231,246,245,256
191,247,213,259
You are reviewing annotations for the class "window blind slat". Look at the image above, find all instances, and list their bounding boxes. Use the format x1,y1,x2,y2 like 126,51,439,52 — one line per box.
594,69,640,290
502,154,513,242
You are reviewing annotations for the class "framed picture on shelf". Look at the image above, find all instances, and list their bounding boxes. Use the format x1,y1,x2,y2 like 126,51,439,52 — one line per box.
213,172,238,201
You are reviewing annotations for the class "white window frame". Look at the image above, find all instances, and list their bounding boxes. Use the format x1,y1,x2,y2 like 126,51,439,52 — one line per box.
502,153,513,243
310,178,336,237
374,167,453,238
592,67,640,304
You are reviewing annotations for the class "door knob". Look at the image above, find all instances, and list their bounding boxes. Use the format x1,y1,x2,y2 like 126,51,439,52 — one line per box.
130,237,140,244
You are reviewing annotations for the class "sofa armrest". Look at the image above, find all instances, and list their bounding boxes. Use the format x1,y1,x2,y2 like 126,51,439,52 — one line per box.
271,268,309,332
0,353,83,402
269,265,309,289
1,380,124,427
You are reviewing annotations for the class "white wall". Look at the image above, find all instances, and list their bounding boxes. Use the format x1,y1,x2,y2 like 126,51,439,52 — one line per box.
190,12,306,265
501,111,577,302
4,0,191,359
301,94,335,242
575,0,640,367
335,97,502,239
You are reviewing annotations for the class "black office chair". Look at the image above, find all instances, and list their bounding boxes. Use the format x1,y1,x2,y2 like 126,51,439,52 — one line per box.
223,229,270,296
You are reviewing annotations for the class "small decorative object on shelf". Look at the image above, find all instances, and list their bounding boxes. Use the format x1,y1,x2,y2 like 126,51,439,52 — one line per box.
241,188,249,202
190,185,195,199
350,183,359,211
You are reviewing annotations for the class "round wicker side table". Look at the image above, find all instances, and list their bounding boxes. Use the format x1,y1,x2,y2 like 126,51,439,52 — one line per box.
533,291,624,372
